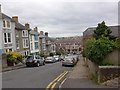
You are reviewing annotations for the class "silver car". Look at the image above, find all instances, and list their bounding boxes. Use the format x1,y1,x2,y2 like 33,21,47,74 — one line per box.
26,55,45,67
45,57,56,63
62,56,76,66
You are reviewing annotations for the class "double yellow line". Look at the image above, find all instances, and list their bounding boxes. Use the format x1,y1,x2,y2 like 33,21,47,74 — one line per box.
46,71,68,90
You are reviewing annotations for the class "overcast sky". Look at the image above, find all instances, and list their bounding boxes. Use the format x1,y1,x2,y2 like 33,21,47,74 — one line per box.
0,0,119,37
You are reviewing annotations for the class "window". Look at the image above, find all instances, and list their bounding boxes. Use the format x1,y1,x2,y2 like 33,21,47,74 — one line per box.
34,35,38,41
16,40,19,49
8,33,11,42
3,33,12,43
31,43,33,50
3,20,6,27
7,21,10,28
5,48,12,53
16,30,19,37
23,39,29,48
22,30,28,37
3,20,11,28
35,42,38,50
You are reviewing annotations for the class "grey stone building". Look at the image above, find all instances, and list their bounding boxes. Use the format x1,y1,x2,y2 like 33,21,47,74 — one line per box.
0,7,16,53
12,16,31,55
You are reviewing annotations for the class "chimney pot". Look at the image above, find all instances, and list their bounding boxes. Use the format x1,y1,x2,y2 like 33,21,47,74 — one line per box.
34,27,38,32
40,31,43,35
25,23,30,28
12,16,18,22
45,32,48,37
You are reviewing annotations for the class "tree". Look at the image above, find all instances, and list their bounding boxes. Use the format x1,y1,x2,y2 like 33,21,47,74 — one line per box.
94,21,112,39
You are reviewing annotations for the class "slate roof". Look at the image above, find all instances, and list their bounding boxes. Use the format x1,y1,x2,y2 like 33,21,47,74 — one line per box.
2,13,30,30
30,30,39,35
15,22,31,30
2,13,14,22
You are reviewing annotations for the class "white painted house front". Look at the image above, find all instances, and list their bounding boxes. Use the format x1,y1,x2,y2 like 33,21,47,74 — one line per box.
30,30,40,55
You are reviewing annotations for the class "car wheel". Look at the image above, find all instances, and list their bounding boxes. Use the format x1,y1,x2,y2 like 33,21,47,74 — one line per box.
43,62,45,65
62,64,64,66
36,63,40,67
26,65,29,67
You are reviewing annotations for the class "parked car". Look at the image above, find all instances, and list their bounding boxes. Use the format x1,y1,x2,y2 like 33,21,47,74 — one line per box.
59,55,65,61
53,55,59,62
26,55,45,67
62,56,76,66
45,57,56,63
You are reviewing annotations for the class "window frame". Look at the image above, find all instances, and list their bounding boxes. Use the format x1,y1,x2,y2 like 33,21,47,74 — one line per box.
3,33,12,44
22,30,28,37
3,20,11,29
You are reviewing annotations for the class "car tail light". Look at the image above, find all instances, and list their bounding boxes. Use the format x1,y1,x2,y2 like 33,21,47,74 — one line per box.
62,60,64,61
33,60,36,62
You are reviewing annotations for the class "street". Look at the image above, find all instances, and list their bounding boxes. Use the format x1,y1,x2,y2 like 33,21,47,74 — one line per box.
2,61,73,88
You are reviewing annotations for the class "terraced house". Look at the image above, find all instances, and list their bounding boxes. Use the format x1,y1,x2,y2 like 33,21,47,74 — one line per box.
12,16,31,55
39,31,56,55
0,6,16,53
30,27,40,55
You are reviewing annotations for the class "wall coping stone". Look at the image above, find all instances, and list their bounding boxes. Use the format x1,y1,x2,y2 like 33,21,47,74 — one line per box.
99,66,120,68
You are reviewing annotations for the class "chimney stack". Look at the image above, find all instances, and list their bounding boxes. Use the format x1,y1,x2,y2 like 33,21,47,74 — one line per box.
25,23,30,28
34,27,38,32
45,32,48,37
40,31,43,35
12,16,18,22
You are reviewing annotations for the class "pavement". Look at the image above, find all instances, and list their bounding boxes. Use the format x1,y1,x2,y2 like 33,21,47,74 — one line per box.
0,63,26,72
60,59,119,89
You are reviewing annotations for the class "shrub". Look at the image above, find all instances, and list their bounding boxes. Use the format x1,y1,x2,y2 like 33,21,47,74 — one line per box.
84,37,117,65
49,53,54,56
6,52,23,64
101,61,115,66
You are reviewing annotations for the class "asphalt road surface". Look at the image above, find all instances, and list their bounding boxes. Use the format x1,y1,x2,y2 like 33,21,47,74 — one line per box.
2,61,73,88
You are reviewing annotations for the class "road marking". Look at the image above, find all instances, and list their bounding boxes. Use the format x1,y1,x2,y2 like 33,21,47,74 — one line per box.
59,77,67,89
51,82,57,90
46,71,67,89
50,71,68,90
57,71,68,81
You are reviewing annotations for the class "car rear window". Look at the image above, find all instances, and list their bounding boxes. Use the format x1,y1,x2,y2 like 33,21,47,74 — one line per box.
46,57,53,59
27,56,33,60
65,57,73,60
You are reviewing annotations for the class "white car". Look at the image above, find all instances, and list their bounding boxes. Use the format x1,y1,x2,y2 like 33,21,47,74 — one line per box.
53,55,59,61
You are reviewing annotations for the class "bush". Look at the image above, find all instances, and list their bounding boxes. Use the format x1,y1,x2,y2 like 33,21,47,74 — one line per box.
101,61,115,66
116,37,120,49
6,52,24,64
84,37,117,65
49,53,54,56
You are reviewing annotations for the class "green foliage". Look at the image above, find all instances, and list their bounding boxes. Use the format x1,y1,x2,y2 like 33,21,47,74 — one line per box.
116,37,120,49
101,61,115,66
56,50,64,55
39,53,45,57
94,21,112,40
84,37,117,65
49,53,55,56
6,52,24,63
